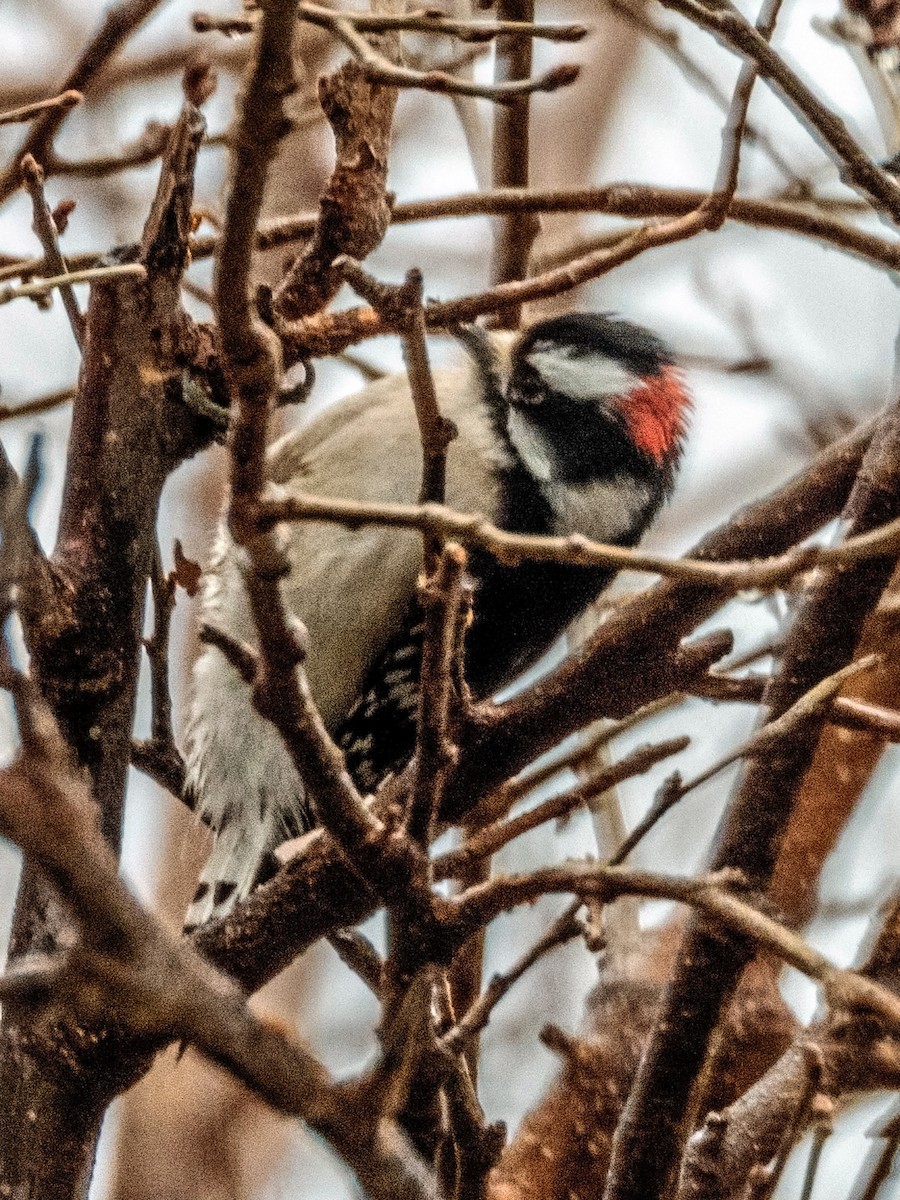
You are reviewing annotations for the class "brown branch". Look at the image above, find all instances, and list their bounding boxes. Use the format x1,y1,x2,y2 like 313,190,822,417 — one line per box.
604,396,900,1200
0,90,82,126
692,669,900,740
133,543,186,801
18,155,83,344
408,544,468,850
0,0,169,206
45,119,176,179
217,0,436,930
464,697,691,834
0,263,146,305
278,196,900,356
311,7,579,103
11,185,894,292
281,204,719,356
440,903,584,1053
400,276,456,512
270,6,401,322
338,260,458,514
196,5,588,41
435,737,690,878
0,101,212,1200
202,184,899,267
327,927,384,995
702,0,785,229
0,663,438,1200
259,488,900,587
611,656,879,867
129,737,187,799
603,0,798,181
438,863,900,1032
490,0,539,328
0,386,75,423
658,0,900,222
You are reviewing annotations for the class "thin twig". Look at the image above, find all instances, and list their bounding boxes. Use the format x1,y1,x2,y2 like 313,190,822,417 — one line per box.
327,928,384,995
0,263,146,306
612,656,880,864
440,902,583,1052
259,490,900,589
0,386,75,424
408,545,468,849
475,696,680,826
7,185,894,291
19,154,84,345
659,0,900,221
702,0,786,229
401,276,456,513
753,1047,823,1200
436,737,689,878
445,864,900,1032
0,91,82,126
798,1122,831,1200
490,0,539,328
196,4,588,40
129,540,188,801
324,12,579,103
0,0,169,205
339,261,457,517
217,0,435,924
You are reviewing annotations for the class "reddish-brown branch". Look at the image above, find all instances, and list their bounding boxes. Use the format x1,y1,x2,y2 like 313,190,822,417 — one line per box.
604,398,900,1200
435,737,689,878
18,154,83,347
0,90,82,126
270,7,401,323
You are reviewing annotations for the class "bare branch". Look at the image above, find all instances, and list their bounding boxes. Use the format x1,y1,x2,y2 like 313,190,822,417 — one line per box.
0,0,169,205
196,5,588,41
440,904,583,1052
302,4,578,103
0,90,82,126
0,386,75,424
0,263,146,305
658,0,900,221
435,737,690,878
702,0,786,229
259,489,900,589
408,544,468,849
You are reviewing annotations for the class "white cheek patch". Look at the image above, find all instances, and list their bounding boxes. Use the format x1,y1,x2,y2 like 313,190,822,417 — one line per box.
527,347,636,401
507,409,554,482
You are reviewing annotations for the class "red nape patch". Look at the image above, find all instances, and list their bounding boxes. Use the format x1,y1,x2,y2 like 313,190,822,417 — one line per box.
619,366,692,464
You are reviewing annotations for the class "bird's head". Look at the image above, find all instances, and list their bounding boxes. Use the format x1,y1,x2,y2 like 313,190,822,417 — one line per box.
458,312,692,495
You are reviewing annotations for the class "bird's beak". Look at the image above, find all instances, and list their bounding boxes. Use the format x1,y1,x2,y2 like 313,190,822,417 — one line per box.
452,324,518,415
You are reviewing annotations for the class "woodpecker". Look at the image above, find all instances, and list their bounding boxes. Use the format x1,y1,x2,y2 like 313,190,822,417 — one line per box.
183,312,691,930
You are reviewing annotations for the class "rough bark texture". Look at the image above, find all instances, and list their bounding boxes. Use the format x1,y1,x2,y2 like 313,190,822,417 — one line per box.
0,105,216,1200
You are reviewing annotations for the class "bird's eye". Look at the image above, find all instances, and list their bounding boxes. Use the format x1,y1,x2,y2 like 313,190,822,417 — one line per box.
508,363,545,407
